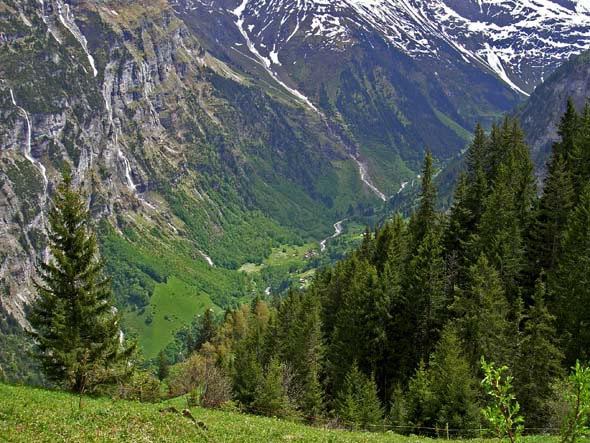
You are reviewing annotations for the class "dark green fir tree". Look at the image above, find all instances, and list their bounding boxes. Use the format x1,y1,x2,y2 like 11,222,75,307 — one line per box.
28,171,133,395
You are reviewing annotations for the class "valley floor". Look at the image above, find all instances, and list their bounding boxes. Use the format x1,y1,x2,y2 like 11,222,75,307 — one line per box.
0,384,559,443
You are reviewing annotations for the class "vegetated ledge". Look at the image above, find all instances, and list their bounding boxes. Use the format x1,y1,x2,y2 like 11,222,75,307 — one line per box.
0,384,559,443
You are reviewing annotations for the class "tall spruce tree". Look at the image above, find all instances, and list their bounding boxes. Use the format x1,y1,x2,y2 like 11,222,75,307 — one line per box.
28,171,131,394
411,149,437,249
428,325,480,433
549,183,590,365
477,162,526,301
335,363,383,429
450,254,512,369
555,98,580,162
530,155,575,278
514,279,563,428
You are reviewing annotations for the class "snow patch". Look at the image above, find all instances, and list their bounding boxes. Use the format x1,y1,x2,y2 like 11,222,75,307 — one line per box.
484,43,529,96
233,0,318,112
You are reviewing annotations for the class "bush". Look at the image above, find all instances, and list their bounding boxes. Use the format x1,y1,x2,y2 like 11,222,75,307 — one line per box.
168,354,232,408
116,371,162,403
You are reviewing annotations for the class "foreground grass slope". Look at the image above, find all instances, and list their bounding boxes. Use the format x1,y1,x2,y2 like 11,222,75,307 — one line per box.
0,384,559,443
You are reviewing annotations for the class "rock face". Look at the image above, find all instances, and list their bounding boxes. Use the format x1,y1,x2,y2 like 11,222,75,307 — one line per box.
517,50,590,167
0,0,373,325
1,0,589,329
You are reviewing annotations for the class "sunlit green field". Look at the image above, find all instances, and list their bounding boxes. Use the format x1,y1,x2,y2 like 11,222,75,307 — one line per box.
0,384,561,443
123,276,221,359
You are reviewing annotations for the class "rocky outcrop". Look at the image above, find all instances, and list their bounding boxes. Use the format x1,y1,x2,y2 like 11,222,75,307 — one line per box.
0,0,372,325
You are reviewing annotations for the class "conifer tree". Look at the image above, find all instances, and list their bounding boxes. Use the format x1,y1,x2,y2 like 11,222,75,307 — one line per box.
530,155,575,278
411,149,437,249
574,103,590,194
550,183,590,365
450,254,512,369
335,363,383,429
157,351,169,381
252,357,288,416
514,279,563,428
477,162,526,301
444,173,473,291
407,228,447,363
405,361,435,432
382,215,413,382
555,98,580,162
466,123,487,184
326,258,389,395
429,325,480,432
28,171,132,395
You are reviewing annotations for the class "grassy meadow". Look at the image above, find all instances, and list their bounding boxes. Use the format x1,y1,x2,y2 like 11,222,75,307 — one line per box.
0,384,562,443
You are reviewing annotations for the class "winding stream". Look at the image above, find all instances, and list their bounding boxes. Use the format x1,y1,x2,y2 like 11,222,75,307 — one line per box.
320,219,345,252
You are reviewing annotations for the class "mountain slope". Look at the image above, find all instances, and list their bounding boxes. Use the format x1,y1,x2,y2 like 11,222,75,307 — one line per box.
174,0,590,193
2,0,590,367
0,0,376,334
517,49,590,166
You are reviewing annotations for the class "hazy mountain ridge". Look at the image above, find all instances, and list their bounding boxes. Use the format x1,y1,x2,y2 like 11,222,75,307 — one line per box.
517,49,590,166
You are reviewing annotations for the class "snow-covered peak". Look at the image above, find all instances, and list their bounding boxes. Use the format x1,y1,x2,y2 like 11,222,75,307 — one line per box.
178,0,590,94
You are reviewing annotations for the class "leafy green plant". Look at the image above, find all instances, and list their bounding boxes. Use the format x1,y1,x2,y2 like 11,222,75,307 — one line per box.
561,360,590,443
480,357,524,443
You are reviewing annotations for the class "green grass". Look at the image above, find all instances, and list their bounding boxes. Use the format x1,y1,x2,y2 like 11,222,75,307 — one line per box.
240,242,319,274
123,277,222,359
433,109,472,143
0,384,561,443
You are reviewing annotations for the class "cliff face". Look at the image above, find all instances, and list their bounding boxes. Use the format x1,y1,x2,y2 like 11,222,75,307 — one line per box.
517,50,590,168
0,0,375,326
2,0,587,341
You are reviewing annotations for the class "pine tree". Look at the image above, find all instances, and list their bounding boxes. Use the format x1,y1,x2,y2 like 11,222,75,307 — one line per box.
477,162,526,301
405,360,435,433
466,123,487,184
574,104,590,194
555,98,580,162
444,173,473,292
407,228,447,363
530,155,575,278
382,214,413,383
252,357,287,416
157,351,169,381
326,257,389,396
28,171,132,395
429,325,480,433
411,149,438,249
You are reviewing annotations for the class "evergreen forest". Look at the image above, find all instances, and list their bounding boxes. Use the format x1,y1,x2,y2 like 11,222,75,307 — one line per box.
167,100,590,435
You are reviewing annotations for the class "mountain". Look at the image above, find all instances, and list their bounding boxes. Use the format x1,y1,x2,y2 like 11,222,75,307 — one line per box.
173,0,590,191
178,0,590,95
1,0,590,369
517,49,590,166
0,0,379,330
